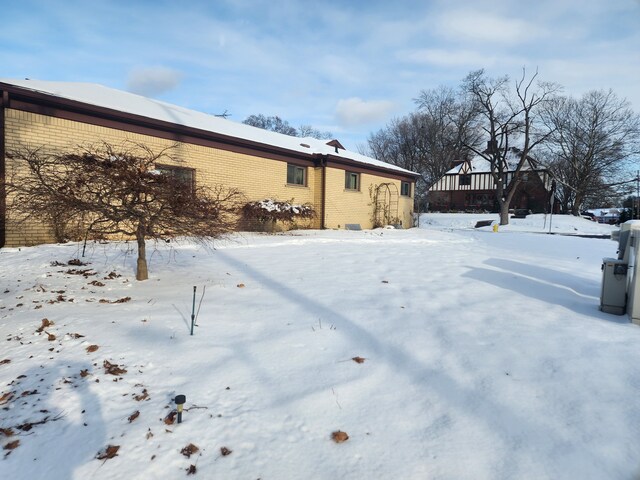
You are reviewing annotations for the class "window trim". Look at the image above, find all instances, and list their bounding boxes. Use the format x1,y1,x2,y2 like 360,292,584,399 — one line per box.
345,171,360,191
287,163,307,186
401,181,411,197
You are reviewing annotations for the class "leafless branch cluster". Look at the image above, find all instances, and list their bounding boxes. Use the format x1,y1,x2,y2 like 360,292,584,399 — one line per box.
6,142,244,280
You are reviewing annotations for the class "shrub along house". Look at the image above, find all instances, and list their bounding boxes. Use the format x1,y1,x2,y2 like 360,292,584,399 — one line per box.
428,148,554,213
0,79,419,247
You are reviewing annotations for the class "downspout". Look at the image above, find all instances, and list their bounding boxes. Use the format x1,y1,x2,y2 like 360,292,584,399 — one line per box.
320,155,327,229
0,90,7,248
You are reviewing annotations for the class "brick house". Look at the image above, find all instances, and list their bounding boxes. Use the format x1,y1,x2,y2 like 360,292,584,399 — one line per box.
428,148,554,213
0,79,419,247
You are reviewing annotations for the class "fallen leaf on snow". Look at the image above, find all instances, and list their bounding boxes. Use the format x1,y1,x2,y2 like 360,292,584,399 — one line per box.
96,444,119,460
331,431,349,443
134,389,149,401
0,428,14,437
0,392,14,405
80,369,90,378
181,443,199,458
86,345,99,353
46,332,56,341
352,356,366,364
164,411,177,425
236,283,245,288
36,318,54,333
103,360,127,375
186,464,197,475
0,359,10,365
3,440,19,450
220,446,232,456
128,410,140,423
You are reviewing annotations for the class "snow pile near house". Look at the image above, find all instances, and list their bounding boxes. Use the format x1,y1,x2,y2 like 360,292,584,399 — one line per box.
1,217,639,479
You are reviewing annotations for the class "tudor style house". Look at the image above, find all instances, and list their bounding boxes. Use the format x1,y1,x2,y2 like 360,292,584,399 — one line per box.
0,79,419,247
428,148,554,213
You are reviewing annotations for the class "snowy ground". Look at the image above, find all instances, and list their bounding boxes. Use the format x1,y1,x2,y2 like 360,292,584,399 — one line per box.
1,214,639,480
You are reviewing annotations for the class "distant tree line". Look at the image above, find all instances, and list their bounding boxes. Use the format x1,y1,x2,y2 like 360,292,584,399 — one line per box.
362,68,640,224
243,114,332,140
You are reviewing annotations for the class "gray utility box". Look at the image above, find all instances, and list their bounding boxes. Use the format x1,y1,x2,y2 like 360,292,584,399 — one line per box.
600,258,628,315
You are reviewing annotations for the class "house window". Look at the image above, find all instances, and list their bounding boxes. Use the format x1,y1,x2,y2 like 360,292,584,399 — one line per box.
287,164,306,186
401,181,411,196
156,164,195,194
460,174,471,186
345,171,360,191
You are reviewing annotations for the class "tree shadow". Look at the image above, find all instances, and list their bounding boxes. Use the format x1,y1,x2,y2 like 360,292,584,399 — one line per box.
212,249,613,477
463,259,628,323
1,360,106,480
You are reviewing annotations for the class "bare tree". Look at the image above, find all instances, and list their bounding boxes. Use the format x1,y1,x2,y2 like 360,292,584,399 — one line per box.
243,114,332,140
297,124,333,140
364,87,478,210
461,69,559,224
540,90,640,214
6,142,244,280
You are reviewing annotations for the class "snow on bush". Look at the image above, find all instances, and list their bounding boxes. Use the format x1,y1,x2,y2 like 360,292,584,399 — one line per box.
241,199,315,223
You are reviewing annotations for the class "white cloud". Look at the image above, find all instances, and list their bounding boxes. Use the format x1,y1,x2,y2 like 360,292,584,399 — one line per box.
335,97,396,127
435,9,543,44
127,66,183,97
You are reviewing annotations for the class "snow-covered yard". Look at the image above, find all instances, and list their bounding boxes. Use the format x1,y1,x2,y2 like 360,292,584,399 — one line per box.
1,214,639,479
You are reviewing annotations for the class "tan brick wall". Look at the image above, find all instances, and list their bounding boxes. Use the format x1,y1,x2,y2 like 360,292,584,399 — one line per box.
323,167,414,229
3,108,412,246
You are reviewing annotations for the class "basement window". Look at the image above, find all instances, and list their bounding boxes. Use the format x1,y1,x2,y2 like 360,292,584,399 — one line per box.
287,164,306,186
345,171,360,191
401,181,411,196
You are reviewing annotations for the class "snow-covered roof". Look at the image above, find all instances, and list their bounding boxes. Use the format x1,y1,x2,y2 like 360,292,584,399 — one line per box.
0,79,416,177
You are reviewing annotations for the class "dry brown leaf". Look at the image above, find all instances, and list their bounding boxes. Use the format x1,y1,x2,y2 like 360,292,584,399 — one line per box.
3,440,19,450
220,446,232,456
0,392,14,405
0,428,14,437
89,280,105,287
68,258,88,266
134,389,149,401
331,430,349,443
181,443,199,458
113,296,131,303
86,345,99,353
164,411,177,425
0,359,10,365
128,410,140,423
46,332,56,341
103,360,127,375
68,333,85,339
80,369,90,378
236,283,245,288
96,444,119,460
352,356,366,364
186,464,197,475
146,429,154,440
36,318,54,333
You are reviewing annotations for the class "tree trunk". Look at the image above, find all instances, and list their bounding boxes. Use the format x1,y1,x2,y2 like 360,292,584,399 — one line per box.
499,202,510,225
136,223,148,281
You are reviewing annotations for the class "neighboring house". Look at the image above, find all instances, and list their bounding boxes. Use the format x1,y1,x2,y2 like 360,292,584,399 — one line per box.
428,148,554,213
0,79,419,247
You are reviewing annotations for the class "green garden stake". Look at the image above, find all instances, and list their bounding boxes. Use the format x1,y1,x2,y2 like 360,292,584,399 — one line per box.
190,286,196,336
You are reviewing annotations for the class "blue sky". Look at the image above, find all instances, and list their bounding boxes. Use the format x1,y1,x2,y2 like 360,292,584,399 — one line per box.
2,0,639,150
